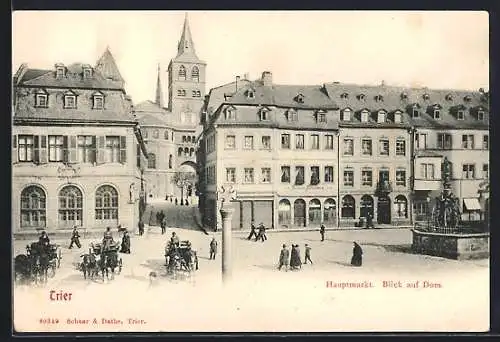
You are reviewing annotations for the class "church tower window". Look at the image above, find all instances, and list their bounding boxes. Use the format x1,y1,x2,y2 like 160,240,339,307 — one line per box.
192,66,199,82
179,65,186,80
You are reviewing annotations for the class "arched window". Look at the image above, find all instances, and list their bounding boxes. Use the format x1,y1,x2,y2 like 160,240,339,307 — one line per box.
169,154,173,169
164,130,169,140
341,195,355,218
178,65,186,80
95,185,119,223
20,185,46,228
187,136,191,143
394,195,408,218
323,198,336,224
58,186,83,228
153,129,159,139
308,199,322,225
190,148,194,157
184,147,189,156
178,147,183,156
191,66,200,82
360,195,374,218
294,199,306,227
278,199,291,225
148,153,156,169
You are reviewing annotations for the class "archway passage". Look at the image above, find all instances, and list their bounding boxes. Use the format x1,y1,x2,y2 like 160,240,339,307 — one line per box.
323,198,336,225
278,199,291,226
377,196,391,224
360,195,374,219
294,199,306,227
308,199,322,226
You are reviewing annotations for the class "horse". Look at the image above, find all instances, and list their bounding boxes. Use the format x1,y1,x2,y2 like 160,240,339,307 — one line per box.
80,253,98,280
14,254,34,285
98,252,122,281
180,248,199,272
32,252,51,285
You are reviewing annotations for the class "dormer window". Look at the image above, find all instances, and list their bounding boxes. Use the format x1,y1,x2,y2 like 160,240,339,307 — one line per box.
342,108,352,121
55,64,65,78
225,106,236,120
477,109,485,121
445,94,453,101
377,110,387,123
92,92,104,109
457,110,465,120
433,109,441,120
34,89,48,108
360,109,369,123
63,91,77,109
316,111,327,123
394,111,402,123
400,92,408,100
246,89,255,99
287,109,298,122
375,95,384,102
357,94,366,101
464,95,472,102
295,93,305,104
83,65,92,79
423,93,430,101
259,108,270,121
411,104,420,118
340,92,349,99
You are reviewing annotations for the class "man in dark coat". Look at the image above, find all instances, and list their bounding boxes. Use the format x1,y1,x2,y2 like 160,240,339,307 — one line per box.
247,221,257,240
138,220,145,236
161,217,167,235
170,232,180,247
102,227,114,252
290,244,302,270
304,244,313,264
366,212,375,229
351,241,363,266
39,231,50,246
278,244,289,271
156,211,161,225
209,237,218,260
69,226,81,249
320,224,326,241
120,231,131,254
257,223,267,242
295,244,302,269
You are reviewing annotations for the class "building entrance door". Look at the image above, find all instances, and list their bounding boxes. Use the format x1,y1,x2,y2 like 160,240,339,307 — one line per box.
377,196,391,224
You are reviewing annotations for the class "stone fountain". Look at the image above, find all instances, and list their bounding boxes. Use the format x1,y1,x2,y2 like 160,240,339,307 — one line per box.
411,158,489,260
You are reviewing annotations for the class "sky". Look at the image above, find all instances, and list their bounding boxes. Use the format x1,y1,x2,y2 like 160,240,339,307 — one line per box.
12,11,489,104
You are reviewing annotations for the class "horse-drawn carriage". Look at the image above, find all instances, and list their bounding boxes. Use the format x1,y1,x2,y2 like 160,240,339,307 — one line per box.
164,240,198,278
14,242,62,285
80,241,122,280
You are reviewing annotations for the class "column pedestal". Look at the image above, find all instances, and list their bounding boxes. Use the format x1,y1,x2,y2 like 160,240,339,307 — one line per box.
220,207,234,283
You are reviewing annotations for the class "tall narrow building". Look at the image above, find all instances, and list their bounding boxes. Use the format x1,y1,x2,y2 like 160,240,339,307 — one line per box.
134,13,205,203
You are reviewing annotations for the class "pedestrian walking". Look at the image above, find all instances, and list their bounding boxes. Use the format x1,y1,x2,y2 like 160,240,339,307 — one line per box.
290,244,302,270
138,220,145,236
156,211,161,225
257,223,267,242
304,244,313,264
209,237,218,260
366,212,375,229
69,226,81,249
320,223,325,241
278,244,289,271
247,221,257,240
351,241,363,266
120,231,131,254
161,217,167,235
175,198,178,205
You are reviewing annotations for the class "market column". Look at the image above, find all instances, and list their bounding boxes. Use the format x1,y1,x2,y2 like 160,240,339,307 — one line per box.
217,185,237,284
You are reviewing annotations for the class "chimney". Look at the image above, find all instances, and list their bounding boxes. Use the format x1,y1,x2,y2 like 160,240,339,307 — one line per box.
261,71,272,87
236,76,240,92
243,72,250,80
55,63,66,78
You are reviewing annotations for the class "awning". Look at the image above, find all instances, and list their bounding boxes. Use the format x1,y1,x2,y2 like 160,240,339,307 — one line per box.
463,198,482,211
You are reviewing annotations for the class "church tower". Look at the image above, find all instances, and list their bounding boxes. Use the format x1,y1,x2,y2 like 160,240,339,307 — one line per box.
167,13,206,128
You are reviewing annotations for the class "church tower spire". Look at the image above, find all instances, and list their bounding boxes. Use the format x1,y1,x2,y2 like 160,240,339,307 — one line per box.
176,12,197,59
155,63,163,108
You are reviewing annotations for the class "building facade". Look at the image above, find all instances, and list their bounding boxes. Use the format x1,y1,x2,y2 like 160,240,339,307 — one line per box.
134,14,205,203
12,49,148,234
199,72,489,231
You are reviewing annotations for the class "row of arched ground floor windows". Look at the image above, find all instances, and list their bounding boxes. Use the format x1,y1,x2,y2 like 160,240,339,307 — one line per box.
20,184,119,228
277,195,408,226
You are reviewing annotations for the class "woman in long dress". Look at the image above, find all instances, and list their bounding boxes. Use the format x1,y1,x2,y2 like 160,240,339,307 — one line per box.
351,242,363,266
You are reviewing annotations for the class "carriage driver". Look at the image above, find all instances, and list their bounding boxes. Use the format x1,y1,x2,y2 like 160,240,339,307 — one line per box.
170,232,180,247
39,231,50,246
102,227,115,252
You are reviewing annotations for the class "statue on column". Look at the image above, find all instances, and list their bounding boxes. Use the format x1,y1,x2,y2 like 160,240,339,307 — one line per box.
442,157,452,188
217,185,237,211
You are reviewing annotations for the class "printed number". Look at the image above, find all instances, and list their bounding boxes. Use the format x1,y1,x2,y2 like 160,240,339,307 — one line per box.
39,318,59,324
